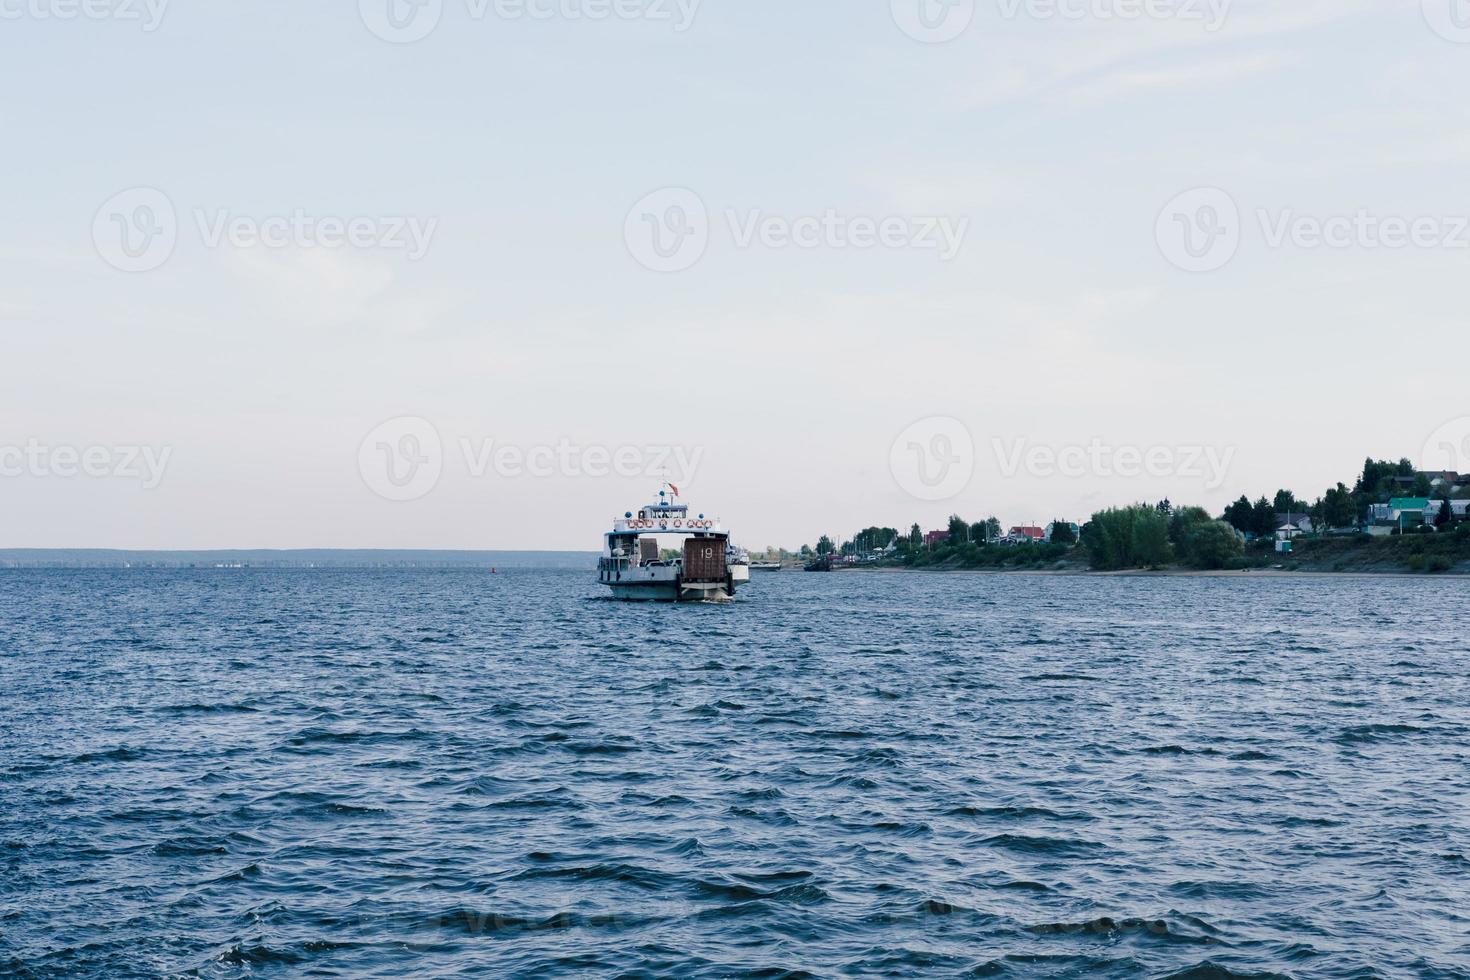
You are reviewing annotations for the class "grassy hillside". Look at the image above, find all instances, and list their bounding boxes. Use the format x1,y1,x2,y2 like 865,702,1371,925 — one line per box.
1277,530,1470,574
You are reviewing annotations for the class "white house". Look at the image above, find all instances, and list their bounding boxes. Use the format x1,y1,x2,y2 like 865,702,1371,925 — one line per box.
1420,500,1469,525
1274,513,1314,540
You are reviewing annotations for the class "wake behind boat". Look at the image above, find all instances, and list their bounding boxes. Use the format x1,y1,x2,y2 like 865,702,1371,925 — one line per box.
597,486,739,602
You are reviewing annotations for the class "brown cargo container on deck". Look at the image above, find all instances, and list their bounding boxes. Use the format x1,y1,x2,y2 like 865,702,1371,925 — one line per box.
682,537,727,582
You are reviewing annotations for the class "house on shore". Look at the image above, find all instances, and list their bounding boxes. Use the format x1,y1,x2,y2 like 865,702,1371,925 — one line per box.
1367,498,1430,536
1365,497,1468,535
1425,499,1470,524
1275,513,1315,539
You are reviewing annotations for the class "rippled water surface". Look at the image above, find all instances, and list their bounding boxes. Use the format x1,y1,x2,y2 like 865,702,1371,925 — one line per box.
2,568,1469,978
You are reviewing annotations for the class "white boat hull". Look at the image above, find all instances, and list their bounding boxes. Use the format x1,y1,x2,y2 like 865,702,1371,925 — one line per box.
599,561,734,603
608,581,733,602
609,580,683,601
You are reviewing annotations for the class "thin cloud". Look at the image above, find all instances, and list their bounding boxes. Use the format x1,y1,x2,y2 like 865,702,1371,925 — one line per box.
1067,52,1295,105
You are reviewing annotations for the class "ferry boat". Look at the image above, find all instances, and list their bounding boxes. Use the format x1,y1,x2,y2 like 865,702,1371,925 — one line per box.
598,487,738,602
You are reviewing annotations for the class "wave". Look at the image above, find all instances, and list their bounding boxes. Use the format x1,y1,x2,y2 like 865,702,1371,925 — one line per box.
982,834,1107,857
1336,723,1426,743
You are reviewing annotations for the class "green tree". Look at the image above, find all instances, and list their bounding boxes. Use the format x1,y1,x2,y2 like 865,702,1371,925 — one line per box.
947,514,969,543
1274,489,1300,514
1133,510,1172,566
1413,473,1434,498
909,524,923,548
1081,506,1173,570
1321,483,1356,528
1223,495,1254,533
816,535,834,556
1179,520,1245,569
969,522,990,544
1049,520,1077,545
851,526,898,553
985,517,1002,541
1168,506,1213,546
1251,496,1277,537
1436,498,1452,527
1356,458,1416,503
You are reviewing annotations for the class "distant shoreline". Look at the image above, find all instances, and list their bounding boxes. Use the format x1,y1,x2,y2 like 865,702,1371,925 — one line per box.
0,549,598,570
840,565,1470,580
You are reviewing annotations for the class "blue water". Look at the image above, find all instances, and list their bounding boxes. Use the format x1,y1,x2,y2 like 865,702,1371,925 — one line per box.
2,569,1468,979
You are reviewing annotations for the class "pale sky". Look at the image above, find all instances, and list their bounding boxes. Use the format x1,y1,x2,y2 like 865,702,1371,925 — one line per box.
3,0,1468,551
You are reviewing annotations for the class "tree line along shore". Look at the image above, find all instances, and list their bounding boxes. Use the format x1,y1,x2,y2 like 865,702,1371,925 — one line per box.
784,457,1470,576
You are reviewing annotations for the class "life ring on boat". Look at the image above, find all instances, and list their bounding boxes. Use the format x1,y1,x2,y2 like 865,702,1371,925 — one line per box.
674,520,683,528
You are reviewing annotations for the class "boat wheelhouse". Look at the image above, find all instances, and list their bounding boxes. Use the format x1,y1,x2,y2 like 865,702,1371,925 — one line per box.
598,488,737,602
